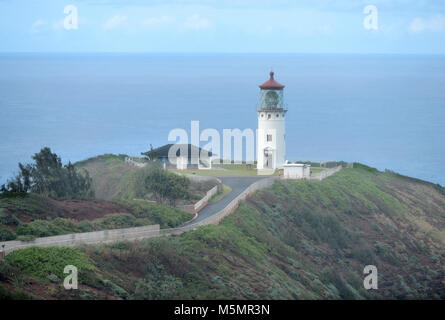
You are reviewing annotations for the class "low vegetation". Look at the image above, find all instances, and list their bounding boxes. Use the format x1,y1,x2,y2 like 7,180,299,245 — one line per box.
76,154,217,204
1,164,443,300
0,199,191,241
144,168,192,206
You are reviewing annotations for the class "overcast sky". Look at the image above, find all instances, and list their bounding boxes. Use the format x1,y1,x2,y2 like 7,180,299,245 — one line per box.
1,0,445,53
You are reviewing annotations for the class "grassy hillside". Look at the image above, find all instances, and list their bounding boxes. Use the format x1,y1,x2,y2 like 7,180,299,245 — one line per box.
76,154,219,203
0,194,191,241
1,164,444,299
75,154,142,201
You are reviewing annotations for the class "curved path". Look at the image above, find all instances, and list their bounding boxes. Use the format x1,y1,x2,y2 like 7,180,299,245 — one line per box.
186,176,267,225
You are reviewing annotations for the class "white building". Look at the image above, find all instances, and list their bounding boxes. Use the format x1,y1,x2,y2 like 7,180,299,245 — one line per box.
283,163,311,180
257,71,287,171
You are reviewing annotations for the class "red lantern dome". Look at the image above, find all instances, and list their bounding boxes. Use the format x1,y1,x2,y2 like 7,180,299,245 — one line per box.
259,71,285,90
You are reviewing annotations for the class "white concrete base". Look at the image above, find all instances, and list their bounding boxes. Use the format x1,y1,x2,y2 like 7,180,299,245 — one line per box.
283,163,311,179
257,168,276,176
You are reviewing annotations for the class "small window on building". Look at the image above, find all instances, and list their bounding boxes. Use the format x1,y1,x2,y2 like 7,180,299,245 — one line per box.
267,134,272,142
276,114,279,117
267,114,271,120
261,113,264,117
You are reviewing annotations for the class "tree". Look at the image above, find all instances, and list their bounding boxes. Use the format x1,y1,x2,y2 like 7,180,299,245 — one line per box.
144,168,191,206
0,163,33,194
142,144,159,161
1,147,94,200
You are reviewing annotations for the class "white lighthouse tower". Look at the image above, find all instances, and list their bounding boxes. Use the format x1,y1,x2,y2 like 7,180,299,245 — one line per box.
257,71,287,172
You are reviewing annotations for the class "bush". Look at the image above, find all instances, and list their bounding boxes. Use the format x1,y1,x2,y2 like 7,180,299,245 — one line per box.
16,220,60,237
0,227,16,241
352,245,376,265
100,279,129,299
47,274,59,283
144,168,192,206
0,208,21,226
5,247,95,280
77,220,94,232
0,284,34,300
122,200,191,228
16,218,78,237
92,213,142,230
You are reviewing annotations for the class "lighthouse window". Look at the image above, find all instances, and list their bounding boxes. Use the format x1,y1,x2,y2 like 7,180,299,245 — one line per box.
267,134,272,142
265,91,279,108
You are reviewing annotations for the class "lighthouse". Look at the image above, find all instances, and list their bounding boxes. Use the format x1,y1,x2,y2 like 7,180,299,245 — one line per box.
257,71,287,171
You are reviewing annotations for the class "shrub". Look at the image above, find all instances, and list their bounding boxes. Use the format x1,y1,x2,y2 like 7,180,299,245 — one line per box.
5,247,95,280
47,274,59,283
100,279,129,299
144,168,192,206
0,227,16,241
77,220,94,232
16,220,60,237
16,218,78,237
351,244,376,265
0,284,34,300
374,241,389,256
122,200,190,228
92,213,141,230
0,209,21,226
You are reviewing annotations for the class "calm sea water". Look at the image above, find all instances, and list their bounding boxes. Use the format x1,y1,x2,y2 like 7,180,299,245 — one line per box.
0,53,444,185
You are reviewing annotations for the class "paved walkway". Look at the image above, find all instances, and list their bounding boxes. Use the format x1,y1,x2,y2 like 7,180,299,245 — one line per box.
186,176,266,225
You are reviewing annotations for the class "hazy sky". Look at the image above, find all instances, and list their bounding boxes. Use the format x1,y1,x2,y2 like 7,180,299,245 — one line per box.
1,0,445,53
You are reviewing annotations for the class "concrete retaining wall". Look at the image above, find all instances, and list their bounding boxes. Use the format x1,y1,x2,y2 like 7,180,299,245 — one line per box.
160,177,277,236
177,185,219,213
2,224,160,255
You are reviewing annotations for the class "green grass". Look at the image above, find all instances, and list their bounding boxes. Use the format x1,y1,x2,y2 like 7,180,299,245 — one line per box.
175,164,326,177
173,163,278,177
74,154,149,201
209,185,232,204
310,168,325,174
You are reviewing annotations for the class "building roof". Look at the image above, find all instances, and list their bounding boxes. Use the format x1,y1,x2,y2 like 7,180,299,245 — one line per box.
259,71,285,90
142,144,213,160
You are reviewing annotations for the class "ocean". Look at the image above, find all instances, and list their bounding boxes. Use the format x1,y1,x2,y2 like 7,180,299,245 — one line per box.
0,53,444,185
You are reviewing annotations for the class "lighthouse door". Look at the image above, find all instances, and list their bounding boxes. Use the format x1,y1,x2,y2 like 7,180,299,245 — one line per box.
264,148,273,169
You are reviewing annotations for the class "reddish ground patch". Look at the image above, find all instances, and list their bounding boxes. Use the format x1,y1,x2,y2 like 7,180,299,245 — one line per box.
54,200,132,221
4,197,133,223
